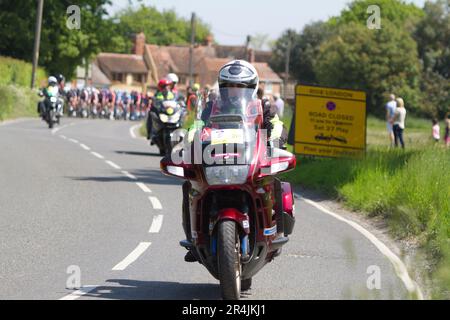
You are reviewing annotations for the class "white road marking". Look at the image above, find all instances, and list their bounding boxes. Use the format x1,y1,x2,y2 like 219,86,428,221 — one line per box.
51,124,69,135
121,170,137,180
91,152,104,159
79,143,90,151
59,285,99,300
296,193,424,300
68,138,79,144
112,242,151,271
105,160,121,170
148,196,163,210
149,215,164,233
136,182,152,193
59,135,67,140
129,124,140,139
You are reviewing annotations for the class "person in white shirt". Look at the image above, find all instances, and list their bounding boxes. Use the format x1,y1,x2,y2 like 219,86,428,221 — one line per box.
391,97,406,149
273,93,285,118
432,118,440,143
385,94,397,146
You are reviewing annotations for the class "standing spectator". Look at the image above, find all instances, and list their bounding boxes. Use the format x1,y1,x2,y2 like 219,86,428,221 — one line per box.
445,112,450,148
385,94,397,147
392,97,406,149
432,118,440,143
273,93,285,118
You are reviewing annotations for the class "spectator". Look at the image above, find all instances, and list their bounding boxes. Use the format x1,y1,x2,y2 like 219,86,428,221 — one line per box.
391,97,406,149
385,94,397,147
273,93,285,118
445,112,450,148
432,118,440,143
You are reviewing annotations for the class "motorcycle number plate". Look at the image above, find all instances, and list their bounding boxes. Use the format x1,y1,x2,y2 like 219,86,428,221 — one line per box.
50,97,57,103
211,129,244,145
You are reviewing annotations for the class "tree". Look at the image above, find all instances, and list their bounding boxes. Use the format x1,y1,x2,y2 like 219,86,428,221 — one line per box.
329,0,424,31
270,23,333,84
414,0,450,117
314,21,422,116
0,0,113,79
113,5,211,51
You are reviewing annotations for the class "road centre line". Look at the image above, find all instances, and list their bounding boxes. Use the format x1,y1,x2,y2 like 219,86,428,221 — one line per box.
105,160,121,170
90,152,104,159
68,138,79,144
148,196,163,210
79,143,90,151
112,242,152,271
136,182,152,193
149,215,164,233
121,170,138,180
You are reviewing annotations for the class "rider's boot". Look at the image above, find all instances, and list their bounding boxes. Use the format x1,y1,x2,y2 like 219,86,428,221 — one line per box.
182,181,198,263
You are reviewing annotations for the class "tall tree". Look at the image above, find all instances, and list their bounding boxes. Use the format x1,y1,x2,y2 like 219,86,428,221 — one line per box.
314,21,422,116
0,0,113,78
414,0,450,117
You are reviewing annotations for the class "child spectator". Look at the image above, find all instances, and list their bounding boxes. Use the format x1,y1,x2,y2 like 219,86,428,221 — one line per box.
432,118,440,143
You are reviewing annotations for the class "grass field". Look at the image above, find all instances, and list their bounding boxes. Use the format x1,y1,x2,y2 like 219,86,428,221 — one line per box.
280,107,449,299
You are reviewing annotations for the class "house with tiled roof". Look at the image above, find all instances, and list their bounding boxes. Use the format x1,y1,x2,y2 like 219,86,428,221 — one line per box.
93,32,282,96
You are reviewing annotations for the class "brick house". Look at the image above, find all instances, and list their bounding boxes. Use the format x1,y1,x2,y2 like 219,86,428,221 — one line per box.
94,33,282,96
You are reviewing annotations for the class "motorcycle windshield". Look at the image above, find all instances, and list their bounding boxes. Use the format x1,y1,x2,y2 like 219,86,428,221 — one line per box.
198,87,261,168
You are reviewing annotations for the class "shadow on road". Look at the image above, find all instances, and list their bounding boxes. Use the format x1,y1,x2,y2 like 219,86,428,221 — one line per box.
81,279,221,300
115,150,161,157
69,168,182,186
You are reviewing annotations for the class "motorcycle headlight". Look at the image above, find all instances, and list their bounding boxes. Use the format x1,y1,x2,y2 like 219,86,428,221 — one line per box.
168,112,181,123
205,165,249,185
159,114,169,123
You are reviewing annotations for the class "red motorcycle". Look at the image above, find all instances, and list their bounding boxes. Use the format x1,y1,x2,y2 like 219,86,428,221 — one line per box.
161,87,296,300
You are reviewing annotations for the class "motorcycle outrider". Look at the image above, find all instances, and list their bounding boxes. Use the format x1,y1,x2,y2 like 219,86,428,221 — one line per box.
161,88,296,300
150,99,185,156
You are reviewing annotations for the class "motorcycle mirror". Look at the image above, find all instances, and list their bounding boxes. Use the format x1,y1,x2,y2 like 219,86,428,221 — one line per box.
259,148,296,176
160,156,196,180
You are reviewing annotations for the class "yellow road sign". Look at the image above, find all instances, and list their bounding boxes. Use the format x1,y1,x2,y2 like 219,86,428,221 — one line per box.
295,84,367,158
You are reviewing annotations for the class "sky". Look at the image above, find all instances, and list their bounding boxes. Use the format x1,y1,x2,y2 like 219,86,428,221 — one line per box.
107,0,428,47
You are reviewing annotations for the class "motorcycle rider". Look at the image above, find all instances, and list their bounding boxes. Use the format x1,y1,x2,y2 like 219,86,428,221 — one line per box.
37,76,60,119
182,60,287,262
146,78,175,140
166,73,180,99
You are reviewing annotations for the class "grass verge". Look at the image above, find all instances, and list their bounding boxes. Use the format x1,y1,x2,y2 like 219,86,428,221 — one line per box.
0,85,40,121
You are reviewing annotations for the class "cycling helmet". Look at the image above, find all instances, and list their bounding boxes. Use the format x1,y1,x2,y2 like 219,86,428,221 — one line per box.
166,73,179,84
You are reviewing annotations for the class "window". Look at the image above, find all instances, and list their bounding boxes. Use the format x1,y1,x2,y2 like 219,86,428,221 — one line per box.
265,82,273,94
113,73,123,82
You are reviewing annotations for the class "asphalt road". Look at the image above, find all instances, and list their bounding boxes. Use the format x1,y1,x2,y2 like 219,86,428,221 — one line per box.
0,118,418,300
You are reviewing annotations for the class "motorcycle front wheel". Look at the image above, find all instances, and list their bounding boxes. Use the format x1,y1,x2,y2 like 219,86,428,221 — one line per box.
218,220,241,300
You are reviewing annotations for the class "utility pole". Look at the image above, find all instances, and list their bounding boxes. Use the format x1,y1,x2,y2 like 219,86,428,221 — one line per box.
188,12,196,87
245,35,251,59
283,39,291,100
31,0,44,89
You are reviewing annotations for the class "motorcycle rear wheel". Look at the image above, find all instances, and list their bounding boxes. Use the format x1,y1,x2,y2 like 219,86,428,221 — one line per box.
218,220,241,300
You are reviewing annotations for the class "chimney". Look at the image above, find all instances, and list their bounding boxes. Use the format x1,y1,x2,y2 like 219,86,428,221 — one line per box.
205,34,214,47
247,48,255,63
133,32,145,56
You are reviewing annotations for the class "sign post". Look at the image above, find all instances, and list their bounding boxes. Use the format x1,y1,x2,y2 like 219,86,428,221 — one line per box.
294,84,367,158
